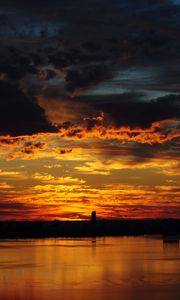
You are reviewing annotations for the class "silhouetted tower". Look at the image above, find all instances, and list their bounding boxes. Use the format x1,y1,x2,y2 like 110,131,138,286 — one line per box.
91,211,96,224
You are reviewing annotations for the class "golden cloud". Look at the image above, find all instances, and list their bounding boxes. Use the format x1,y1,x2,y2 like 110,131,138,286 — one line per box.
33,173,86,185
58,119,180,144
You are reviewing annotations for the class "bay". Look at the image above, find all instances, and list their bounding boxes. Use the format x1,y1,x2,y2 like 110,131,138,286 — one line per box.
0,237,179,300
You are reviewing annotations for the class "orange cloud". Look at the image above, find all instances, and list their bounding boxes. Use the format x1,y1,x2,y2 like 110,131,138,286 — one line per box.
0,116,179,164
0,182,179,220
33,173,86,185
0,133,72,160
75,157,180,176
44,163,62,169
58,118,180,144
0,182,13,189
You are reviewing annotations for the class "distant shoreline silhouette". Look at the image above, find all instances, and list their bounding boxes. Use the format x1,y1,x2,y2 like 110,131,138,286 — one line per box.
0,218,180,239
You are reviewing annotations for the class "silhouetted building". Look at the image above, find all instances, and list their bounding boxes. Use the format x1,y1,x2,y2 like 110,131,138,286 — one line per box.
91,211,96,224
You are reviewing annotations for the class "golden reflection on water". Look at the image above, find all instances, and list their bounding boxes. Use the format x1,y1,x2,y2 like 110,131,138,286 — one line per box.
0,237,179,300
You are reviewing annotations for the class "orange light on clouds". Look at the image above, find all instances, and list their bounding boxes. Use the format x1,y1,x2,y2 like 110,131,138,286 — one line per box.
0,116,179,220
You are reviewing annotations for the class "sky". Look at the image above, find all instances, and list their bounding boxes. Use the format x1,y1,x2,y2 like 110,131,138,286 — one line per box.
0,0,179,220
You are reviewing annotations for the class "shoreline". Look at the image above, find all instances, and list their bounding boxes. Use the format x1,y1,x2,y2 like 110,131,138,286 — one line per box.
0,219,180,239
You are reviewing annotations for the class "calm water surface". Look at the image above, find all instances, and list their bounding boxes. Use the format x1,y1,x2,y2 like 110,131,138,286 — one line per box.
0,236,180,300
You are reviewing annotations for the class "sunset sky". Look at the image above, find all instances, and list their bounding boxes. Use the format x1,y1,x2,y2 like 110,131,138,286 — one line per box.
0,0,180,220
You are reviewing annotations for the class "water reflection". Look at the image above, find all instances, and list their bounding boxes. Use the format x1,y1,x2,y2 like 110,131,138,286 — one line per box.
0,237,179,300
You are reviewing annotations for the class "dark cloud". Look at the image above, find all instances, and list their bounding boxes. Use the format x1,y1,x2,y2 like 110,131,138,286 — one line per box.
37,69,57,81
0,0,180,92
22,142,46,154
0,202,30,210
100,95,180,128
0,81,57,136
76,93,180,129
65,64,112,94
0,0,180,139
59,149,72,155
120,141,180,164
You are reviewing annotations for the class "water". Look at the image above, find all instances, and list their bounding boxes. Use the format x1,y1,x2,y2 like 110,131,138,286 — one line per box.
0,237,179,300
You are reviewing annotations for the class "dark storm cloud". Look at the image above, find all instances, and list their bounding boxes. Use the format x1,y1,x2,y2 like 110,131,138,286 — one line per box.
0,0,180,137
97,94,180,128
76,93,180,129
0,81,57,136
65,64,112,93
37,69,57,81
1,0,180,89
0,47,37,82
